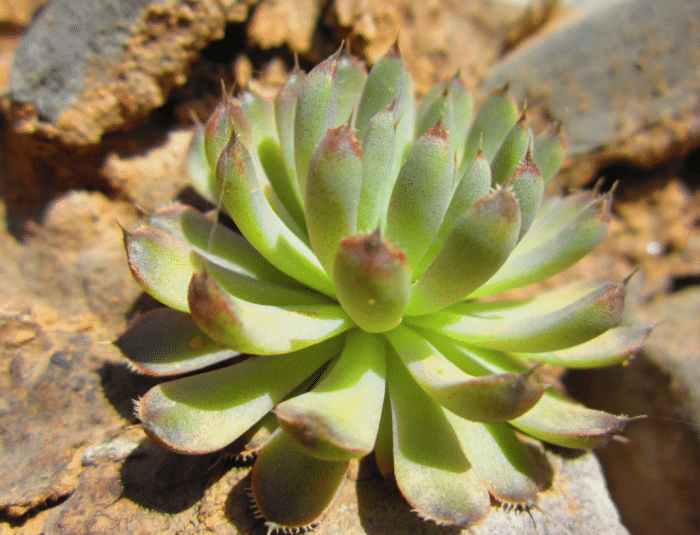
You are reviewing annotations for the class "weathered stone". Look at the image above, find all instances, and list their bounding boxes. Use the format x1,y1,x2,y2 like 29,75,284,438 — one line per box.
485,0,700,188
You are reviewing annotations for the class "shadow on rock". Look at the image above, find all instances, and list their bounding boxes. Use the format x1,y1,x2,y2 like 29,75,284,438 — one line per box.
98,361,163,422
119,438,220,515
355,457,462,535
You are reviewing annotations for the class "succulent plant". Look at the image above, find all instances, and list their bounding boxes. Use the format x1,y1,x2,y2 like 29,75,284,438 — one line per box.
118,45,649,532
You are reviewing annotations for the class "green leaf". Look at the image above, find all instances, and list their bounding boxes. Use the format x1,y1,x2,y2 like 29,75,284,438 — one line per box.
335,52,368,126
186,119,217,203
374,389,394,482
115,307,239,376
411,281,628,352
385,326,544,422
275,63,306,201
462,86,518,168
386,347,491,526
305,123,363,273
412,151,492,279
250,430,349,531
123,225,194,312
217,134,336,296
149,203,299,288
294,51,339,197
468,191,612,298
510,391,629,449
187,269,352,354
508,149,544,240
534,122,566,186
512,325,651,368
491,114,533,186
136,336,343,453
386,122,454,270
355,44,415,188
274,330,386,460
407,186,521,315
333,230,411,333
444,413,540,505
357,103,396,233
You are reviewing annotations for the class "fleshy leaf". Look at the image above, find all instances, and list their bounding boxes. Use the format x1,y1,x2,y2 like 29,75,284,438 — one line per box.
462,86,518,168
186,119,217,203
468,191,612,298
149,203,299,288
413,151,492,279
491,114,533,186
357,103,396,233
407,185,521,315
335,52,368,126
123,225,194,312
116,307,238,376
374,389,394,482
333,229,411,333
294,51,339,196
136,336,343,454
305,123,363,273
385,326,544,423
386,122,454,269
444,413,540,505
510,391,629,449
411,281,627,352
187,269,351,354
250,430,349,531
274,330,386,460
355,44,415,187
534,122,566,186
275,63,306,199
217,134,336,296
508,149,544,240
512,325,651,368
387,347,491,526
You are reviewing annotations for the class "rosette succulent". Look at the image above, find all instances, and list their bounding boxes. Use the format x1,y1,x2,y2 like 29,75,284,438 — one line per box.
118,46,648,532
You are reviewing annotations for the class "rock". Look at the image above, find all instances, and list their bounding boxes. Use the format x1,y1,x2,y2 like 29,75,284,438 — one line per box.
7,0,254,146
484,0,700,188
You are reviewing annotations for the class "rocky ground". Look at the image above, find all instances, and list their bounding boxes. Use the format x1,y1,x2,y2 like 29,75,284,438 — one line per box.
1,0,699,534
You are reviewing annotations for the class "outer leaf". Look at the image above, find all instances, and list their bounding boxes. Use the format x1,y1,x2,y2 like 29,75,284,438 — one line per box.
387,347,491,526
411,281,627,352
374,389,394,482
187,269,351,355
115,307,238,376
357,103,396,233
462,86,518,168
534,122,566,186
444,413,540,505
137,336,343,454
355,44,415,187
413,151,492,279
305,123,363,273
294,51,338,196
510,391,629,449
508,149,544,240
491,114,533,186
186,119,217,203
275,63,306,200
512,325,651,368
335,52,368,126
149,203,299,288
386,122,454,270
333,230,411,333
385,326,544,423
250,430,349,531
469,191,612,298
274,330,386,460
218,134,336,296
123,225,193,312
407,186,521,315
